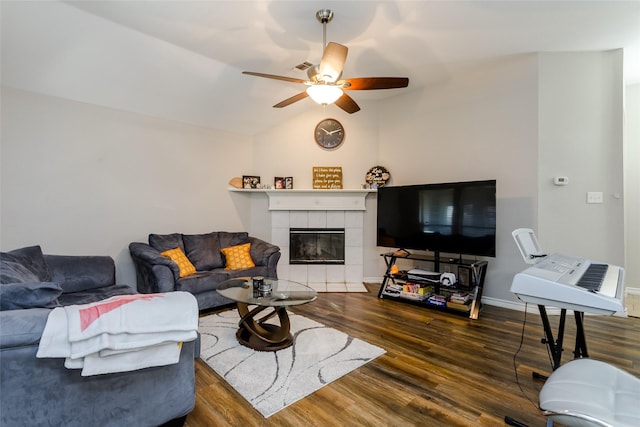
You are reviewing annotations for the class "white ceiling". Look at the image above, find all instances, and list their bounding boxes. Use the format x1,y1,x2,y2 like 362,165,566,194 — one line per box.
2,1,639,135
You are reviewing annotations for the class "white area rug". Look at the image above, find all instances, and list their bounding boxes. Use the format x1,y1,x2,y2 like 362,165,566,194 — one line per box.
199,310,385,418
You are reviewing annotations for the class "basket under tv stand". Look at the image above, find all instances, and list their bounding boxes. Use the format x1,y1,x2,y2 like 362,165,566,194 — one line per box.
378,251,488,320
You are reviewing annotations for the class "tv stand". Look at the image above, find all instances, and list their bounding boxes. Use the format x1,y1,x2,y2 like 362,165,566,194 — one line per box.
378,252,488,319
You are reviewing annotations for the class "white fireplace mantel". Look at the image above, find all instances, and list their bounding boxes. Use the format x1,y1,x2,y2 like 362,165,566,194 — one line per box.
228,188,376,211
231,189,373,290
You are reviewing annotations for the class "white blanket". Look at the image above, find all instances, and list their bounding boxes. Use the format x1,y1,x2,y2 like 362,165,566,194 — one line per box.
37,292,198,376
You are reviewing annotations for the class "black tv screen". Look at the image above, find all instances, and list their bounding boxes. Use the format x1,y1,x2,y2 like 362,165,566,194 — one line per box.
376,180,496,257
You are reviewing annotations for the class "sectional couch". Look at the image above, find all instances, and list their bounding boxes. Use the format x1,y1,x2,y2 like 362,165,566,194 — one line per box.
0,245,196,427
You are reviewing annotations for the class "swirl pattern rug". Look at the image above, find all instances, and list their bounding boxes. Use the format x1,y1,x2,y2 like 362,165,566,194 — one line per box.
199,310,385,418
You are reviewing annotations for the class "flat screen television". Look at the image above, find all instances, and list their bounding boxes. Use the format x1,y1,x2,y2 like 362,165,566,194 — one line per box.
376,180,496,258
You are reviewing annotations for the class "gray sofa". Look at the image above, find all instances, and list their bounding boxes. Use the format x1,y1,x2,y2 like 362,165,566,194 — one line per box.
0,245,196,427
129,232,281,311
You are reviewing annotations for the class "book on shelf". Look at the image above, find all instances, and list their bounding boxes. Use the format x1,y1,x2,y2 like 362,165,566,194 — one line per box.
450,291,471,304
427,294,447,307
386,283,403,290
446,301,471,312
400,291,428,301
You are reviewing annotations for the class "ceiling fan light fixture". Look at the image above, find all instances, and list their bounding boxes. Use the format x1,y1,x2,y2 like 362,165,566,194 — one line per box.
306,84,343,105
243,9,408,113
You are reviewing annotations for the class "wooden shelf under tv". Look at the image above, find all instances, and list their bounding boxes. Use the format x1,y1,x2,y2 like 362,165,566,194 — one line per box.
377,252,488,320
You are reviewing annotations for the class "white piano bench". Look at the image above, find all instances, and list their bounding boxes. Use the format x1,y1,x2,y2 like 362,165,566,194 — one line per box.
539,358,640,427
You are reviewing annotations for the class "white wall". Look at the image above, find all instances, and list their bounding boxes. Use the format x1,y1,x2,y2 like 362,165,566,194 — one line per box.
538,51,625,265
251,104,382,189
625,83,640,288
376,54,540,304
1,87,253,285
247,102,382,241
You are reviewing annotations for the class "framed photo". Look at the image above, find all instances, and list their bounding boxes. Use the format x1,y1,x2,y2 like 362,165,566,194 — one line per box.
274,177,285,189
285,177,293,189
457,266,471,288
242,175,260,189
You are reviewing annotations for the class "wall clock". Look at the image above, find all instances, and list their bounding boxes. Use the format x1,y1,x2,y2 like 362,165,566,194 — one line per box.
314,118,345,149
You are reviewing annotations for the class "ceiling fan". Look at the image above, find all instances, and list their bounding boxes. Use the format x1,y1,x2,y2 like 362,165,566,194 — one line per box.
242,9,409,114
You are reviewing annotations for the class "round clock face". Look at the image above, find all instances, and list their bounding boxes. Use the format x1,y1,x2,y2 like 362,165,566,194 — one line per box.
314,118,345,149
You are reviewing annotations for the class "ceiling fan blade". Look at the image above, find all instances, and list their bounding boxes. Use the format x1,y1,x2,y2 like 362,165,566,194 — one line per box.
273,91,309,108
318,42,348,83
334,93,360,114
243,71,307,84
341,77,409,90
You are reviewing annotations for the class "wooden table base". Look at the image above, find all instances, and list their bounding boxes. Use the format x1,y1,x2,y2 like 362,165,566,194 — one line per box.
236,303,293,351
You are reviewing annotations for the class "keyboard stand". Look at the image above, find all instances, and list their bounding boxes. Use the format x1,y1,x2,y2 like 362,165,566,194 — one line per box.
505,306,590,427
538,305,589,372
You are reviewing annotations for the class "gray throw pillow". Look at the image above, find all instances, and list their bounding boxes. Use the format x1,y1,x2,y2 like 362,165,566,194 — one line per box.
218,232,249,249
0,245,52,284
183,232,222,270
148,233,184,252
0,281,62,311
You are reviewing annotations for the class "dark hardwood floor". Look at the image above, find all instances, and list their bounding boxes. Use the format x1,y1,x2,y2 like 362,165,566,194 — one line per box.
185,284,640,426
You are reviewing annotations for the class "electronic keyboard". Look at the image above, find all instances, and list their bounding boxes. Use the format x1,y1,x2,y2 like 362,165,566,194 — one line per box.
510,253,625,315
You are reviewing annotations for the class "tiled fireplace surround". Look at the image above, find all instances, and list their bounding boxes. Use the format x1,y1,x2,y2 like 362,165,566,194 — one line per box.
266,190,371,292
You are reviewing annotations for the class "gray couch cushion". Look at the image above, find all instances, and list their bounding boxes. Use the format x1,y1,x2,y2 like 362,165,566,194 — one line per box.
148,233,184,252
0,282,62,311
176,270,230,294
0,308,50,348
182,232,223,270
45,255,116,294
0,245,51,284
248,237,280,265
226,265,272,280
0,262,38,284
57,284,136,306
218,232,249,249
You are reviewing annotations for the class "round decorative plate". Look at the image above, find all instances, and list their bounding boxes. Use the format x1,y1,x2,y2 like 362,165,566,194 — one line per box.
365,166,390,188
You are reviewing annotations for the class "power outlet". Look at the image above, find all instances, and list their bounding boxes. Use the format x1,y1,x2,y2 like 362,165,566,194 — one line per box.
587,192,604,204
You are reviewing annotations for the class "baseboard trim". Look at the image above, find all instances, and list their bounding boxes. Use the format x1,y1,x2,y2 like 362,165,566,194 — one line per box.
480,296,562,315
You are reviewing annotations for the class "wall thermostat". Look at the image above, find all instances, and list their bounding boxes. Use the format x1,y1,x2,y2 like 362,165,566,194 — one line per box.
553,176,569,186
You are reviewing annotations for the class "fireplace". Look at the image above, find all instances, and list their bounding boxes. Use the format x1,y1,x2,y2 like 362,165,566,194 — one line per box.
289,228,345,265
266,191,372,290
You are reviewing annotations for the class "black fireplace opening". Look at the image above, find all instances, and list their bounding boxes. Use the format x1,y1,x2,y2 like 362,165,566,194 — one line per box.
289,228,345,265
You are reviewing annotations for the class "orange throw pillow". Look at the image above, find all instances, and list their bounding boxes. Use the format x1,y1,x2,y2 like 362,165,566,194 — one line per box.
161,247,196,278
220,243,255,270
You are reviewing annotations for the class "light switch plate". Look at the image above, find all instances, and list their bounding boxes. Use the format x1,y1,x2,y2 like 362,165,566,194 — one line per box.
587,192,604,204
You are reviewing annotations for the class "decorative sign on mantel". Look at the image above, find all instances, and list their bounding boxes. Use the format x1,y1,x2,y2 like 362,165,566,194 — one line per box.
312,166,343,189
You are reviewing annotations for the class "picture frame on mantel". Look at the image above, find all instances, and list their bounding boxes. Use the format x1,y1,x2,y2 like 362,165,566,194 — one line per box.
242,175,260,189
274,177,284,189
285,177,293,189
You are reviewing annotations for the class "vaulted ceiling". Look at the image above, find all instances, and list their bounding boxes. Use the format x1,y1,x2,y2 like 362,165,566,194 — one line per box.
2,1,639,135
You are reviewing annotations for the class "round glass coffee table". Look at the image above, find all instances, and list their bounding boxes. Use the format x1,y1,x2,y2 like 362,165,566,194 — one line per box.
217,277,317,351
